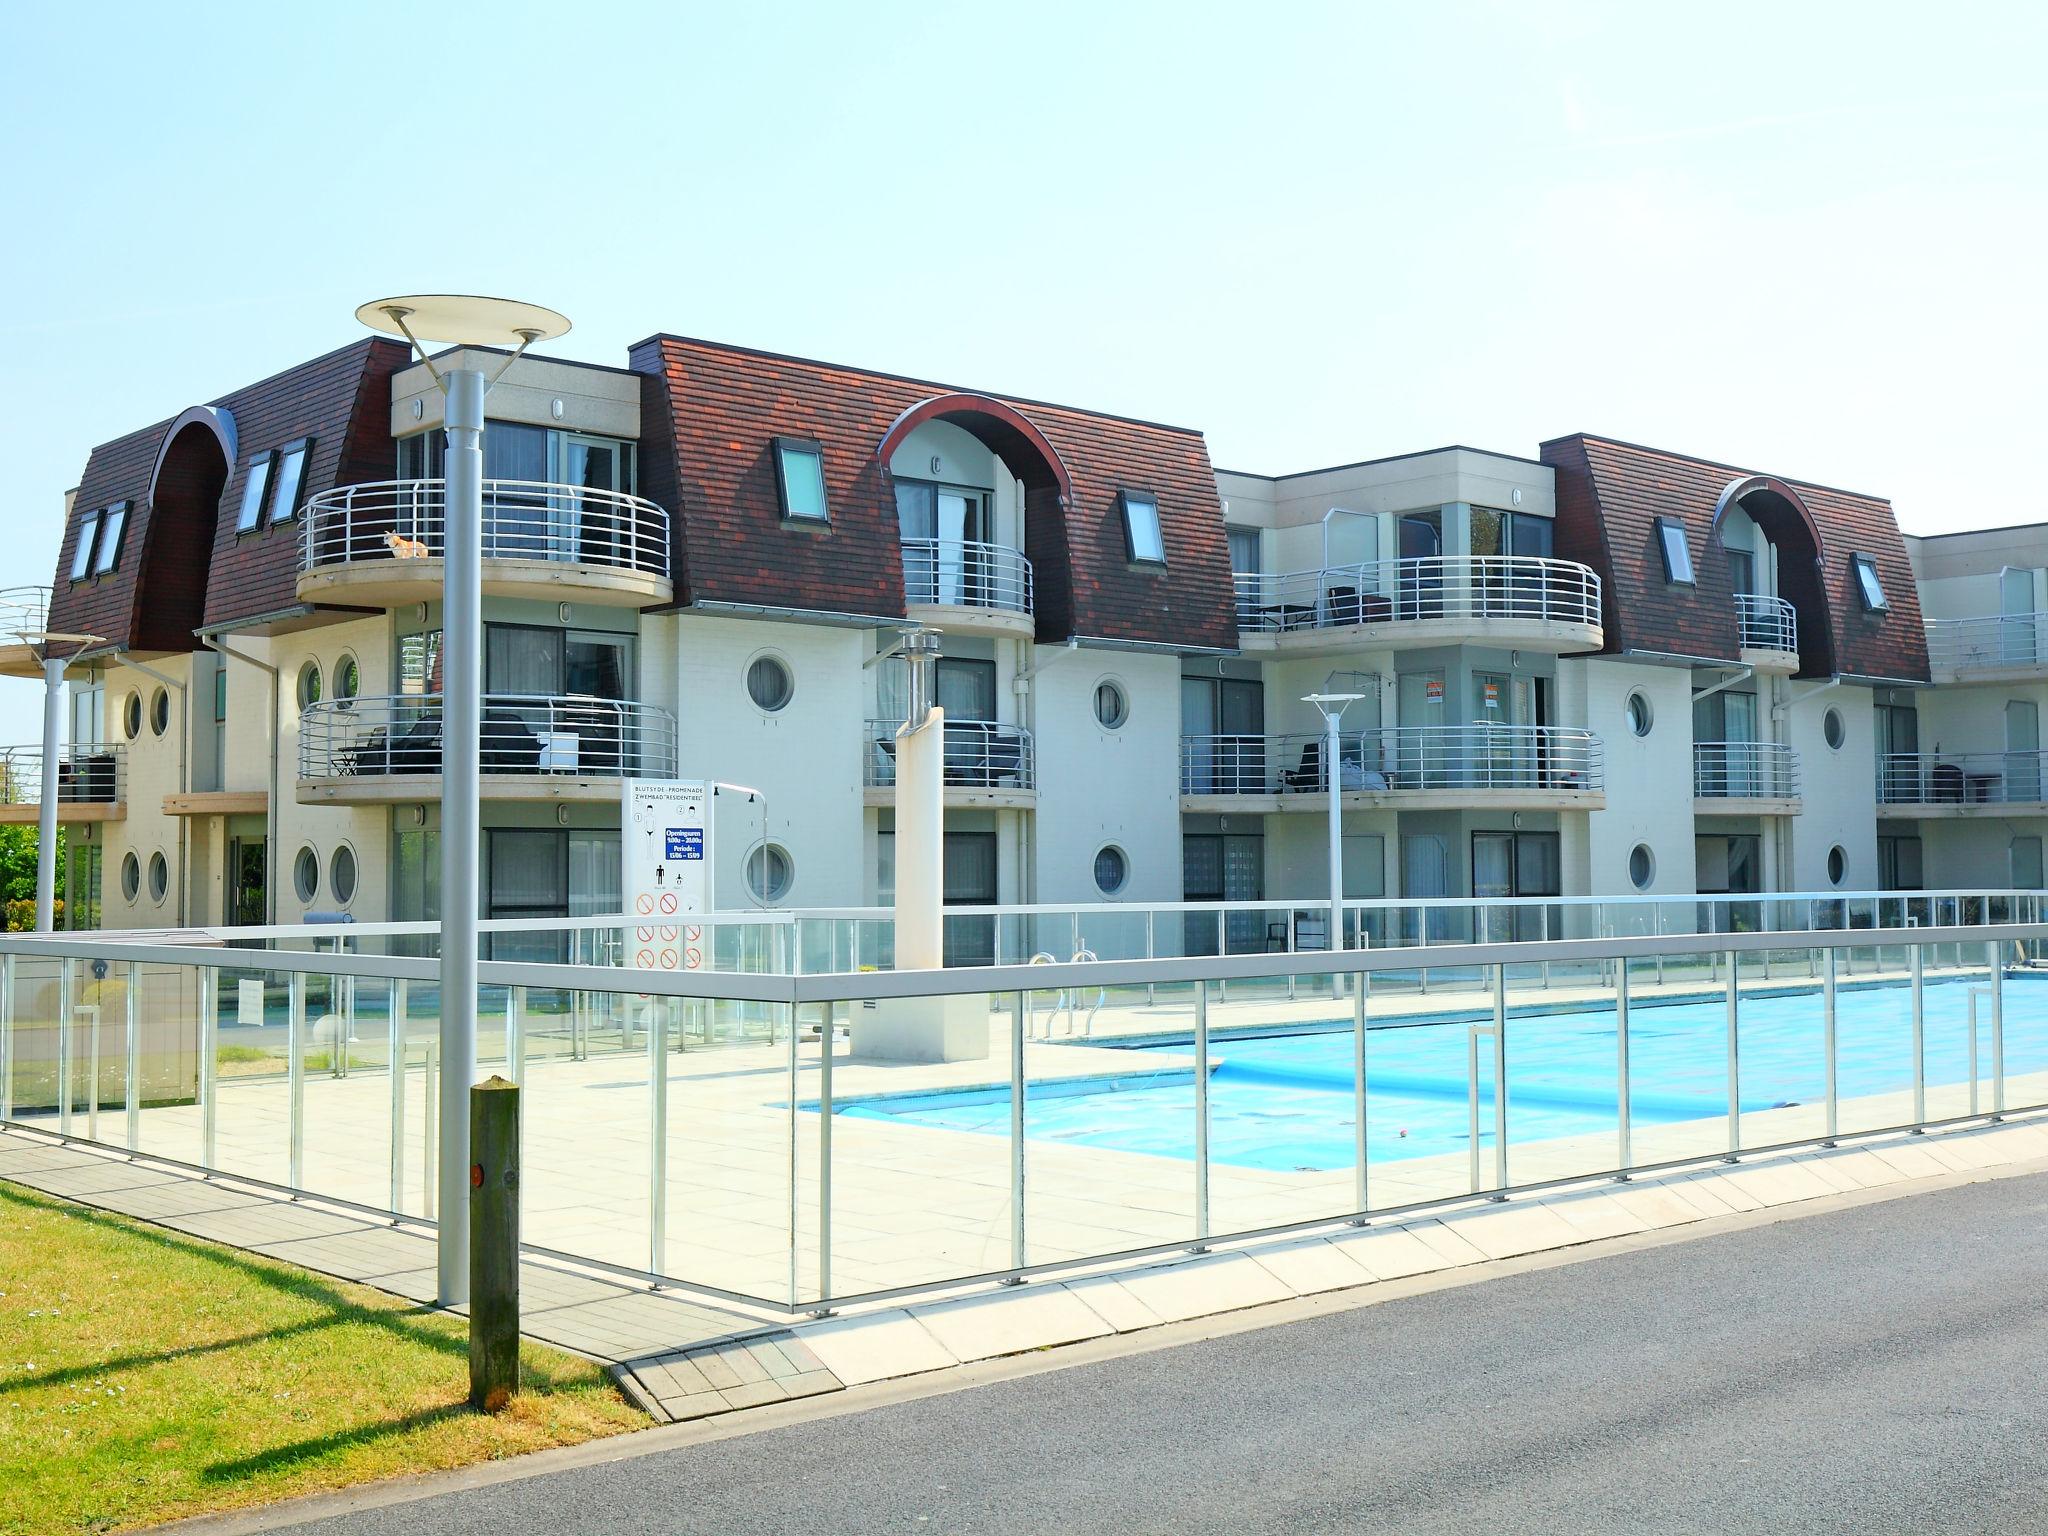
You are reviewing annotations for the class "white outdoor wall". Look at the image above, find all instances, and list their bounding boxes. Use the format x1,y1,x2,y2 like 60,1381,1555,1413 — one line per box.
1028,647,1181,905
1782,684,1877,891
1557,657,1698,899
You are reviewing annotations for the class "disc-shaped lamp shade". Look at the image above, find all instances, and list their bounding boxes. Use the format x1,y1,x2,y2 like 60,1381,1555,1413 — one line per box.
355,294,571,347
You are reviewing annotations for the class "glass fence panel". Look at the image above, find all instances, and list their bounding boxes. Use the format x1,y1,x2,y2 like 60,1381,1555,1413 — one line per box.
521,991,654,1273
294,964,390,1211
1833,946,1915,1139
3,957,64,1128
1361,970,1474,1211
2003,940,2048,1113
1920,947,1993,1123
207,966,293,1188
1503,960,1620,1188
392,977,441,1221
131,961,205,1167
1733,949,1828,1154
1620,951,1735,1170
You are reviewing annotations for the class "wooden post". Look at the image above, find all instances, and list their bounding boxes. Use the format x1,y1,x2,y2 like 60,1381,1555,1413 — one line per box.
468,1075,520,1411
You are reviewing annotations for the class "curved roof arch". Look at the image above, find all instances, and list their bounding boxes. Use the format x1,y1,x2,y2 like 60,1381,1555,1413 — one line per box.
877,393,1073,503
147,405,237,500
1711,473,1824,555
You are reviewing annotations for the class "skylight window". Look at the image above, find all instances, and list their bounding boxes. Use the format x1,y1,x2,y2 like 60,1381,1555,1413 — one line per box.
1654,517,1695,585
1851,553,1889,611
268,439,311,525
68,508,102,582
772,438,829,523
92,501,129,576
1121,489,1166,566
236,453,274,533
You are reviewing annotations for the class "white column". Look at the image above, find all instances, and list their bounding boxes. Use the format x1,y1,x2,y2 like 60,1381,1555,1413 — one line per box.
437,366,486,1307
1326,706,1344,955
895,705,945,971
36,654,63,933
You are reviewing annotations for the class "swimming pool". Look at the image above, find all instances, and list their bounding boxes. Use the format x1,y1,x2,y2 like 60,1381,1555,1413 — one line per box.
836,975,2048,1172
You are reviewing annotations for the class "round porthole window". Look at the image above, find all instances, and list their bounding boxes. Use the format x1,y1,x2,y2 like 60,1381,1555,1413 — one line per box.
1823,706,1845,751
335,655,360,711
330,844,358,906
1827,845,1848,887
296,661,323,711
147,851,168,903
1094,845,1130,896
1094,680,1129,730
746,655,793,713
123,690,143,741
1628,843,1655,891
120,851,140,902
149,687,171,737
293,845,319,904
1625,691,1653,738
746,843,794,903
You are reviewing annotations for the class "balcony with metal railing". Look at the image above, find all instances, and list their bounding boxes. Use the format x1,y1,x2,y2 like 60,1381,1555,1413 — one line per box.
298,694,679,802
1877,751,2048,815
864,718,1036,807
298,479,672,609
900,540,1034,636
0,587,53,680
1692,741,1801,811
1735,593,1799,667
1179,725,1605,809
1233,556,1602,657
1924,613,2048,681
0,743,126,822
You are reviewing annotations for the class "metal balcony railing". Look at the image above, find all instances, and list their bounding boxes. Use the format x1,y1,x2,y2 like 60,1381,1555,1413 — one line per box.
1924,613,2048,673
1736,593,1798,653
299,695,679,781
300,479,670,580
1693,741,1801,799
0,743,124,804
865,719,1036,791
0,587,52,641
1179,726,1604,795
1234,556,1601,636
1878,751,2048,806
900,540,1033,616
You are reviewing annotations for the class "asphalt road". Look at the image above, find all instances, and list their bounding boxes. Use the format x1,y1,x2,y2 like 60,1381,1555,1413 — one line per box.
298,1173,2048,1535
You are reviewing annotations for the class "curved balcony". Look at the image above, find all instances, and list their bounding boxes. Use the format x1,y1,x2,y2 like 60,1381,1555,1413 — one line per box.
1234,556,1602,657
1878,751,2048,816
298,480,672,609
864,718,1035,808
0,742,125,823
297,694,678,804
1179,725,1604,810
1925,613,2048,682
0,587,51,680
900,540,1034,637
1693,741,1801,812
1736,593,1799,669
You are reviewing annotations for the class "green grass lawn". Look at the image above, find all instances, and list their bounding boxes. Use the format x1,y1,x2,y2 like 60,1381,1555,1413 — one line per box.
0,1181,646,1534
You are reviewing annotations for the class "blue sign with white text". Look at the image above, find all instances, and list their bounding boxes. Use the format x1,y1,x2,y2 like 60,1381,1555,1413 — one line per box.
666,828,704,860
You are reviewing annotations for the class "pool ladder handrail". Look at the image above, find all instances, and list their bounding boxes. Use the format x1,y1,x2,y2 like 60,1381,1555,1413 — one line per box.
1027,948,1104,1039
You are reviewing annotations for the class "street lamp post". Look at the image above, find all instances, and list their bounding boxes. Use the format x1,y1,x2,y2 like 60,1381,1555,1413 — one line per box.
1302,692,1366,990
355,296,570,1307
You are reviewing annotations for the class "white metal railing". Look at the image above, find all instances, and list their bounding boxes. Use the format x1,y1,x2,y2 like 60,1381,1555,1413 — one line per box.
300,479,670,581
1693,741,1800,800
865,719,1036,790
0,743,124,804
0,586,51,641
1736,592,1797,653
298,695,679,780
1878,751,2048,806
1234,556,1601,635
1,921,2040,1316
901,540,1032,616
1925,613,2048,673
1180,726,1603,795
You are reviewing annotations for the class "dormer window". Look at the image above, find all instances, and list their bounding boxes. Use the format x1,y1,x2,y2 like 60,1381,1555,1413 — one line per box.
68,508,102,582
1654,517,1694,585
235,453,274,533
92,502,129,576
1851,553,1888,612
772,437,829,523
1121,489,1166,566
268,439,311,525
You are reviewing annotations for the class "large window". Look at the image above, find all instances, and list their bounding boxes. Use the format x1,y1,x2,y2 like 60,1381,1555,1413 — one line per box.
235,454,274,532
1120,489,1166,566
268,439,311,524
483,624,632,700
1877,834,1923,892
68,508,102,582
1654,518,1695,585
92,502,129,576
773,437,829,522
1851,553,1889,611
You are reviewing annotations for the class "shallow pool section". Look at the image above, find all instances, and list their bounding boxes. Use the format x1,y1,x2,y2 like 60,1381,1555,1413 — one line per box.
835,975,2048,1173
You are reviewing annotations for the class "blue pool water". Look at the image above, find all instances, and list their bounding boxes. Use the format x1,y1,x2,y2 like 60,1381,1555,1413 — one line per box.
837,976,2048,1172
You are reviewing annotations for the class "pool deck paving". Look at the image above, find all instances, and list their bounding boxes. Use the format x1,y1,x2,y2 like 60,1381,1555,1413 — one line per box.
9,1107,2048,1425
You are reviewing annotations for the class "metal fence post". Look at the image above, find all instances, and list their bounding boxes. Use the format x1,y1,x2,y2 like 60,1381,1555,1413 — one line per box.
1192,981,1210,1251
0,952,12,1124
288,970,306,1191
648,997,668,1281
1491,965,1508,1199
1724,950,1740,1162
507,985,526,1086
1351,972,1369,1221
124,961,141,1152
786,1001,800,1310
1010,989,1028,1278
1615,959,1632,1179
1909,944,1925,1130
1990,939,2006,1118
57,958,73,1137
1822,948,1838,1144
389,978,406,1216
199,967,217,1170
816,999,834,1312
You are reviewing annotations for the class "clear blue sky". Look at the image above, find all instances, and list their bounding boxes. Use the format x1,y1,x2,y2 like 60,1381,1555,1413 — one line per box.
1,1,2042,741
